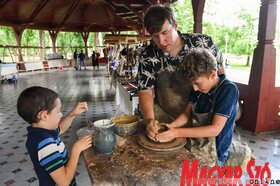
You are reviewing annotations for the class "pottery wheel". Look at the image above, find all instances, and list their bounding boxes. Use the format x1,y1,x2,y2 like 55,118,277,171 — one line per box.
137,131,186,152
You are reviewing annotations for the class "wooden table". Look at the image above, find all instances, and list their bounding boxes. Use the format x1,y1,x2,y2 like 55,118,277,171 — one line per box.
77,127,197,185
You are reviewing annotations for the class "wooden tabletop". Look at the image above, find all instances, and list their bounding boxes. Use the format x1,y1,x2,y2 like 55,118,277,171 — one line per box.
77,127,197,185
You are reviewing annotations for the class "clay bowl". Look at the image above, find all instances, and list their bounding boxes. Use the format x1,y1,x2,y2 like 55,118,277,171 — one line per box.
114,114,139,136
157,123,168,133
147,123,169,142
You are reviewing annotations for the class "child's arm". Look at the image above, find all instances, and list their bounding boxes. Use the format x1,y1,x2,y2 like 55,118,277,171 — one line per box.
156,114,227,142
59,102,88,134
168,103,192,128
49,134,92,185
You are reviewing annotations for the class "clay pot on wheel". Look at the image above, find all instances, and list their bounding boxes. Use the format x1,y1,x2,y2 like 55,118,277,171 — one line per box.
147,123,169,142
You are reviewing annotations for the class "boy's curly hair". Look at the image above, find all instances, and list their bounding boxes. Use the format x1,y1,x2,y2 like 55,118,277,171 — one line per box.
181,48,217,81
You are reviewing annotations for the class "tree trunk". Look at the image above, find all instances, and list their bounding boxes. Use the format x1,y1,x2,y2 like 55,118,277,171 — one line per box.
39,31,46,61
246,55,250,66
12,27,24,63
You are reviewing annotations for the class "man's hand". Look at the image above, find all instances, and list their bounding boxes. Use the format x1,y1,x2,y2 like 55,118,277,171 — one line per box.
145,119,159,142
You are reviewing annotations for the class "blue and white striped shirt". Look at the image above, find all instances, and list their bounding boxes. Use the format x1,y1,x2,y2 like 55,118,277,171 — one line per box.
26,126,76,186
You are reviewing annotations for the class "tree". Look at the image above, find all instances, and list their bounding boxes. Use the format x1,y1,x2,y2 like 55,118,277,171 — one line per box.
0,26,17,61
22,29,39,59
230,9,258,66
171,0,193,33
203,6,258,66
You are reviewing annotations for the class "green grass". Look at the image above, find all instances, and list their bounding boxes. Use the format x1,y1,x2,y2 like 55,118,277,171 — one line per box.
226,54,252,72
229,61,251,72
228,53,280,86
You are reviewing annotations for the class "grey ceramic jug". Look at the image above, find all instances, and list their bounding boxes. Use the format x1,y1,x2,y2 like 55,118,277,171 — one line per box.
93,119,116,155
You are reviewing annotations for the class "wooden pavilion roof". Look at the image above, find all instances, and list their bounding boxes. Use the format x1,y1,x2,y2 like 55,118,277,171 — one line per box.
0,0,173,33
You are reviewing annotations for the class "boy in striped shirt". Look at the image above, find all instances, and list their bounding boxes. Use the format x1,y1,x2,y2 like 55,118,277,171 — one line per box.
17,86,92,186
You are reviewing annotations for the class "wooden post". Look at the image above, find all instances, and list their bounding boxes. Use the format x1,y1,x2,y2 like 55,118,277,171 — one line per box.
236,0,280,132
12,27,24,62
48,30,59,53
12,26,25,70
39,30,46,61
191,0,205,34
81,32,89,57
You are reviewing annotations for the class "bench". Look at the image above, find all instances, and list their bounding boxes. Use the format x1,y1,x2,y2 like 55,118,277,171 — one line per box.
0,63,18,77
47,59,69,70
24,62,45,72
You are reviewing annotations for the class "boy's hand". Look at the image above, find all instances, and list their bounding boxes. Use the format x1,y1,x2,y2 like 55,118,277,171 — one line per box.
73,134,92,153
70,102,88,116
156,127,177,143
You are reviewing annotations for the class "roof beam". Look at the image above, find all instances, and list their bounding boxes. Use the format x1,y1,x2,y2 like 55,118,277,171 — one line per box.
0,0,9,11
145,0,157,5
104,0,139,31
59,0,81,29
28,0,50,24
124,3,143,21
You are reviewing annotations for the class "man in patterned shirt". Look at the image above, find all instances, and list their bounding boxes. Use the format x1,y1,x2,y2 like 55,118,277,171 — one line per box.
137,4,224,141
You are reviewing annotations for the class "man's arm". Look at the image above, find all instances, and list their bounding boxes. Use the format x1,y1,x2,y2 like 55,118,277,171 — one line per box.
138,89,161,141
138,89,154,121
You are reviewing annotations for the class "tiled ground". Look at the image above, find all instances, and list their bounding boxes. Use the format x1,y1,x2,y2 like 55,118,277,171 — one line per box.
0,67,280,185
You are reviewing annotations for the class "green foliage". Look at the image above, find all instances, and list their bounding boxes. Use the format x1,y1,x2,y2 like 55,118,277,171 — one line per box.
0,26,17,58
171,0,193,33
0,26,16,45
231,9,258,56
22,29,39,46
171,0,262,58
203,8,258,56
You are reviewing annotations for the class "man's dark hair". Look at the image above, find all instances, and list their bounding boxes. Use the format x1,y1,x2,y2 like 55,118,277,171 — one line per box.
17,86,58,124
144,4,176,34
181,48,217,81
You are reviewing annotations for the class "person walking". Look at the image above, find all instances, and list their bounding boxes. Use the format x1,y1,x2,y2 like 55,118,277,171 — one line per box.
73,49,78,70
79,50,86,70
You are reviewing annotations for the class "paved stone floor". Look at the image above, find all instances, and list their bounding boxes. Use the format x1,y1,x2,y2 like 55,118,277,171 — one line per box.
0,67,280,185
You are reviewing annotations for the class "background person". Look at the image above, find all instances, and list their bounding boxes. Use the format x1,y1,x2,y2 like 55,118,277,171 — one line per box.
92,51,99,69
73,48,78,70
79,50,86,70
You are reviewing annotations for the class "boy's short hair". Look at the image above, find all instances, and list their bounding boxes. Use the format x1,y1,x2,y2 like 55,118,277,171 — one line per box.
17,86,58,124
181,48,217,81
144,4,176,34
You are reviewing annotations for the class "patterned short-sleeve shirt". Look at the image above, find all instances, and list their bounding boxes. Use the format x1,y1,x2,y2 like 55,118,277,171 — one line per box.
138,32,223,90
